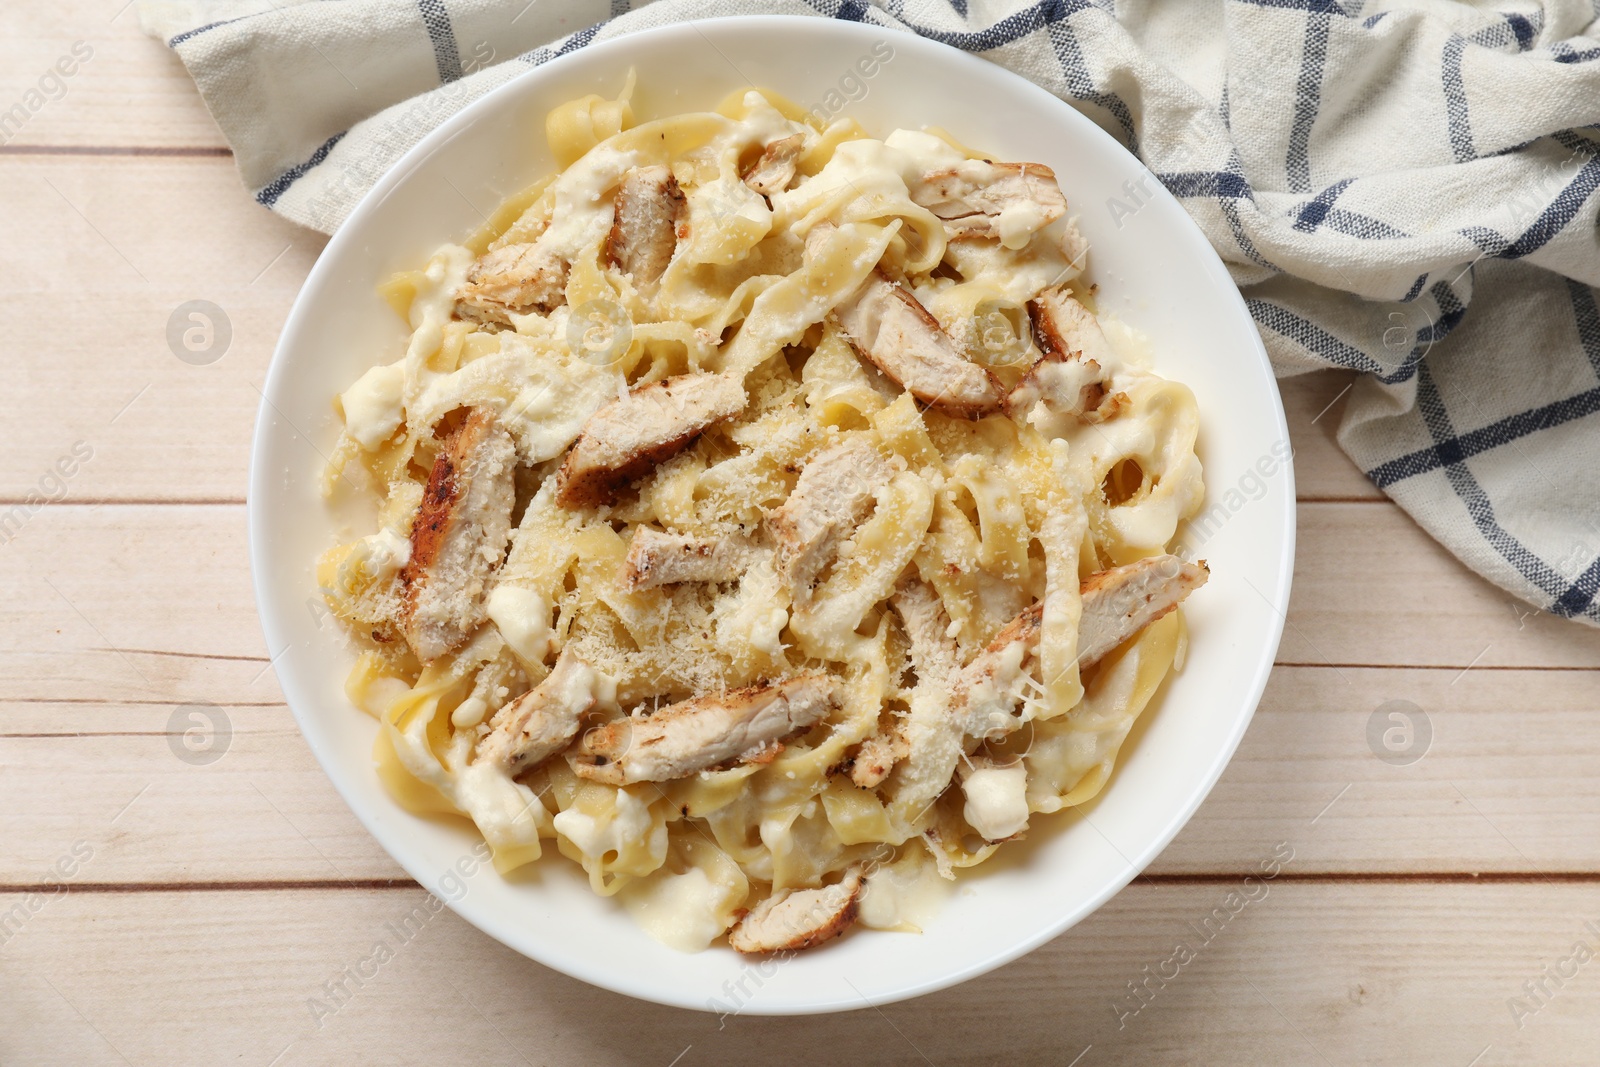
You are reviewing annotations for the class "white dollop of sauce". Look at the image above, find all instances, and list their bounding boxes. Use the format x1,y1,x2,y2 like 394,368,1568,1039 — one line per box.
451,696,488,730
881,128,965,173
622,866,741,952
555,656,617,714
553,788,655,860
486,585,554,664
857,857,955,932
340,361,406,449
994,200,1048,248
962,761,1031,841
539,145,641,260
451,756,546,844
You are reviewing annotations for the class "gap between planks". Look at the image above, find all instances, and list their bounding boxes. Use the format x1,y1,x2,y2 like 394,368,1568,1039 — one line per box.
6,871,1600,895
0,144,233,158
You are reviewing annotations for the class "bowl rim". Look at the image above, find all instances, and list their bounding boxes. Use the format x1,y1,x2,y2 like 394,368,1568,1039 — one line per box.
249,12,1295,1014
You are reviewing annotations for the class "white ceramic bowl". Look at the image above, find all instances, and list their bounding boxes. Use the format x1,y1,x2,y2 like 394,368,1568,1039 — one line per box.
250,15,1293,1015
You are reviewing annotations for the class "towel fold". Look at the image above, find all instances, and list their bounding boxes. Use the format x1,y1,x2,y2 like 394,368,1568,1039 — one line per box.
141,0,1600,625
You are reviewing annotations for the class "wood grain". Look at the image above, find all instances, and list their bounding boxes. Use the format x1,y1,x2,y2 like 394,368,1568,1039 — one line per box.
0,154,1373,504
4,27,1599,1060
1,883,1594,1065
6,501,1596,713
4,662,1596,886
0,2,230,150
0,157,321,504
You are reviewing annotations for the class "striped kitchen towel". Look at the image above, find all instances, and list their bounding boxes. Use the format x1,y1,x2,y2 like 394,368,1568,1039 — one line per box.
139,0,1600,626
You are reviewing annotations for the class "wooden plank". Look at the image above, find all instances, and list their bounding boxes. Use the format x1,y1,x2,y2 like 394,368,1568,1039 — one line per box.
3,664,1597,885
0,156,323,504
0,155,1374,505
1284,504,1600,669
0,506,271,705
1278,369,1380,501
6,502,1596,710
0,706,405,885
1156,664,1600,873
0,883,1592,1063
0,2,228,150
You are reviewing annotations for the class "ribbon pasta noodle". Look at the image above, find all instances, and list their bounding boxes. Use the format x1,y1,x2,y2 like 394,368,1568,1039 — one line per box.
316,78,1208,954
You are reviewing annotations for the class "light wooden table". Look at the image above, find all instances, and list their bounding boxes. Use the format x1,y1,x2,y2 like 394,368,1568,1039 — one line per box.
5,5,1599,1065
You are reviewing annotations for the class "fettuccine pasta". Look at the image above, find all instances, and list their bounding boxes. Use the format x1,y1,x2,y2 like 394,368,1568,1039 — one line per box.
317,77,1207,954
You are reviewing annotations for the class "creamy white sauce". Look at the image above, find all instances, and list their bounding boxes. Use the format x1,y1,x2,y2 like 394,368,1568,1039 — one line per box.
857,856,955,932
622,866,742,952
340,361,406,449
486,584,554,664
716,556,789,656
962,639,1029,736
451,696,489,730
553,788,657,860
881,128,966,174
362,526,411,575
961,761,1030,840
451,754,547,845
538,145,640,260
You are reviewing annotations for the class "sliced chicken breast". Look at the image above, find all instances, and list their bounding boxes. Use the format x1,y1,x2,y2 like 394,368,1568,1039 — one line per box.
554,372,747,509
455,243,569,326
573,673,837,785
835,270,1003,418
727,867,865,954
957,555,1209,737
475,649,602,774
852,577,961,789
604,165,686,291
623,527,759,590
908,160,1067,241
768,436,896,599
849,726,909,789
1076,555,1210,667
1008,287,1125,425
399,409,518,662
741,134,804,197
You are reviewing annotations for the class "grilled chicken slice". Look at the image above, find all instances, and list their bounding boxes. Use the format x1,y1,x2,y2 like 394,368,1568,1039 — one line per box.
741,134,804,197
1008,288,1125,426
852,577,961,789
1077,556,1209,666
475,649,602,774
768,437,896,599
835,271,1003,418
623,527,759,590
727,867,865,954
572,673,836,785
554,372,747,509
958,555,1209,738
907,160,1066,242
399,409,517,662
604,165,686,291
455,243,569,326
849,726,909,789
